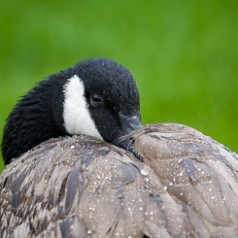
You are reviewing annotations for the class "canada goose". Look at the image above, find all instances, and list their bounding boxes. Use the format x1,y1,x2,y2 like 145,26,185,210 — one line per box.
1,58,238,237
1,58,142,164
1,124,238,237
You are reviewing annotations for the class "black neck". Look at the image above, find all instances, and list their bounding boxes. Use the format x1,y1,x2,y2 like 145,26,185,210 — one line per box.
2,70,73,164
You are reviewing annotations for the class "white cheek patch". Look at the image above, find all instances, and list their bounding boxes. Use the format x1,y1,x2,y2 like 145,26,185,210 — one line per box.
63,75,103,140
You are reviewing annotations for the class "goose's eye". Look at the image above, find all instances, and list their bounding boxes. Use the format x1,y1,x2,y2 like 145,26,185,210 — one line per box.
89,94,103,108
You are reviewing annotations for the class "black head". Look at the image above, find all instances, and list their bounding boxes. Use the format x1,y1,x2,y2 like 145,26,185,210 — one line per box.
74,58,142,145
61,58,142,153
2,58,142,164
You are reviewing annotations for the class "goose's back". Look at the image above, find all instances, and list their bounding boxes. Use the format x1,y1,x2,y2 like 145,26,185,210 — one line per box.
136,123,238,237
1,123,238,237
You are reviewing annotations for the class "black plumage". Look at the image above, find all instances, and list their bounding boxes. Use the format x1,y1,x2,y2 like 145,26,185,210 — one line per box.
2,58,142,164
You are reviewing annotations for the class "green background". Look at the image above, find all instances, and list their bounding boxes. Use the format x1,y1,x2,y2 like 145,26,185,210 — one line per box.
0,0,237,171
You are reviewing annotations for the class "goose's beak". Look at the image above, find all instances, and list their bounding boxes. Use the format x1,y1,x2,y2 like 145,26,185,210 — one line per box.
114,113,143,159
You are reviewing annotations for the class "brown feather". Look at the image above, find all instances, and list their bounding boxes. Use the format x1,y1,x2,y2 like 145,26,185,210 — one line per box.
1,123,238,237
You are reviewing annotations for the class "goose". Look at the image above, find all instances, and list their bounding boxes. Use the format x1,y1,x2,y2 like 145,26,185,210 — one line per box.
1,59,238,237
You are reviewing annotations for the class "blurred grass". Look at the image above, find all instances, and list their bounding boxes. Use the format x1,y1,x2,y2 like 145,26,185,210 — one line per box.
0,0,237,171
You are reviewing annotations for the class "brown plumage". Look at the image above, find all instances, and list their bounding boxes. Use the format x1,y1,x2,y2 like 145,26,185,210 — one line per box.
1,123,238,237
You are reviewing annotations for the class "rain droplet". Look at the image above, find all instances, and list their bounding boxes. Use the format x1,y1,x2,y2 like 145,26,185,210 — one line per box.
140,169,148,176
144,178,149,182
163,186,168,190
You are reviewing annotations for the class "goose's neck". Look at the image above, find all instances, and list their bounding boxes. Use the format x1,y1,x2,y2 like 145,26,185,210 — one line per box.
2,73,71,164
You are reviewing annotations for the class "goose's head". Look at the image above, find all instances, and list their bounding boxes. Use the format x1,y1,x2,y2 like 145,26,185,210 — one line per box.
2,58,142,164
